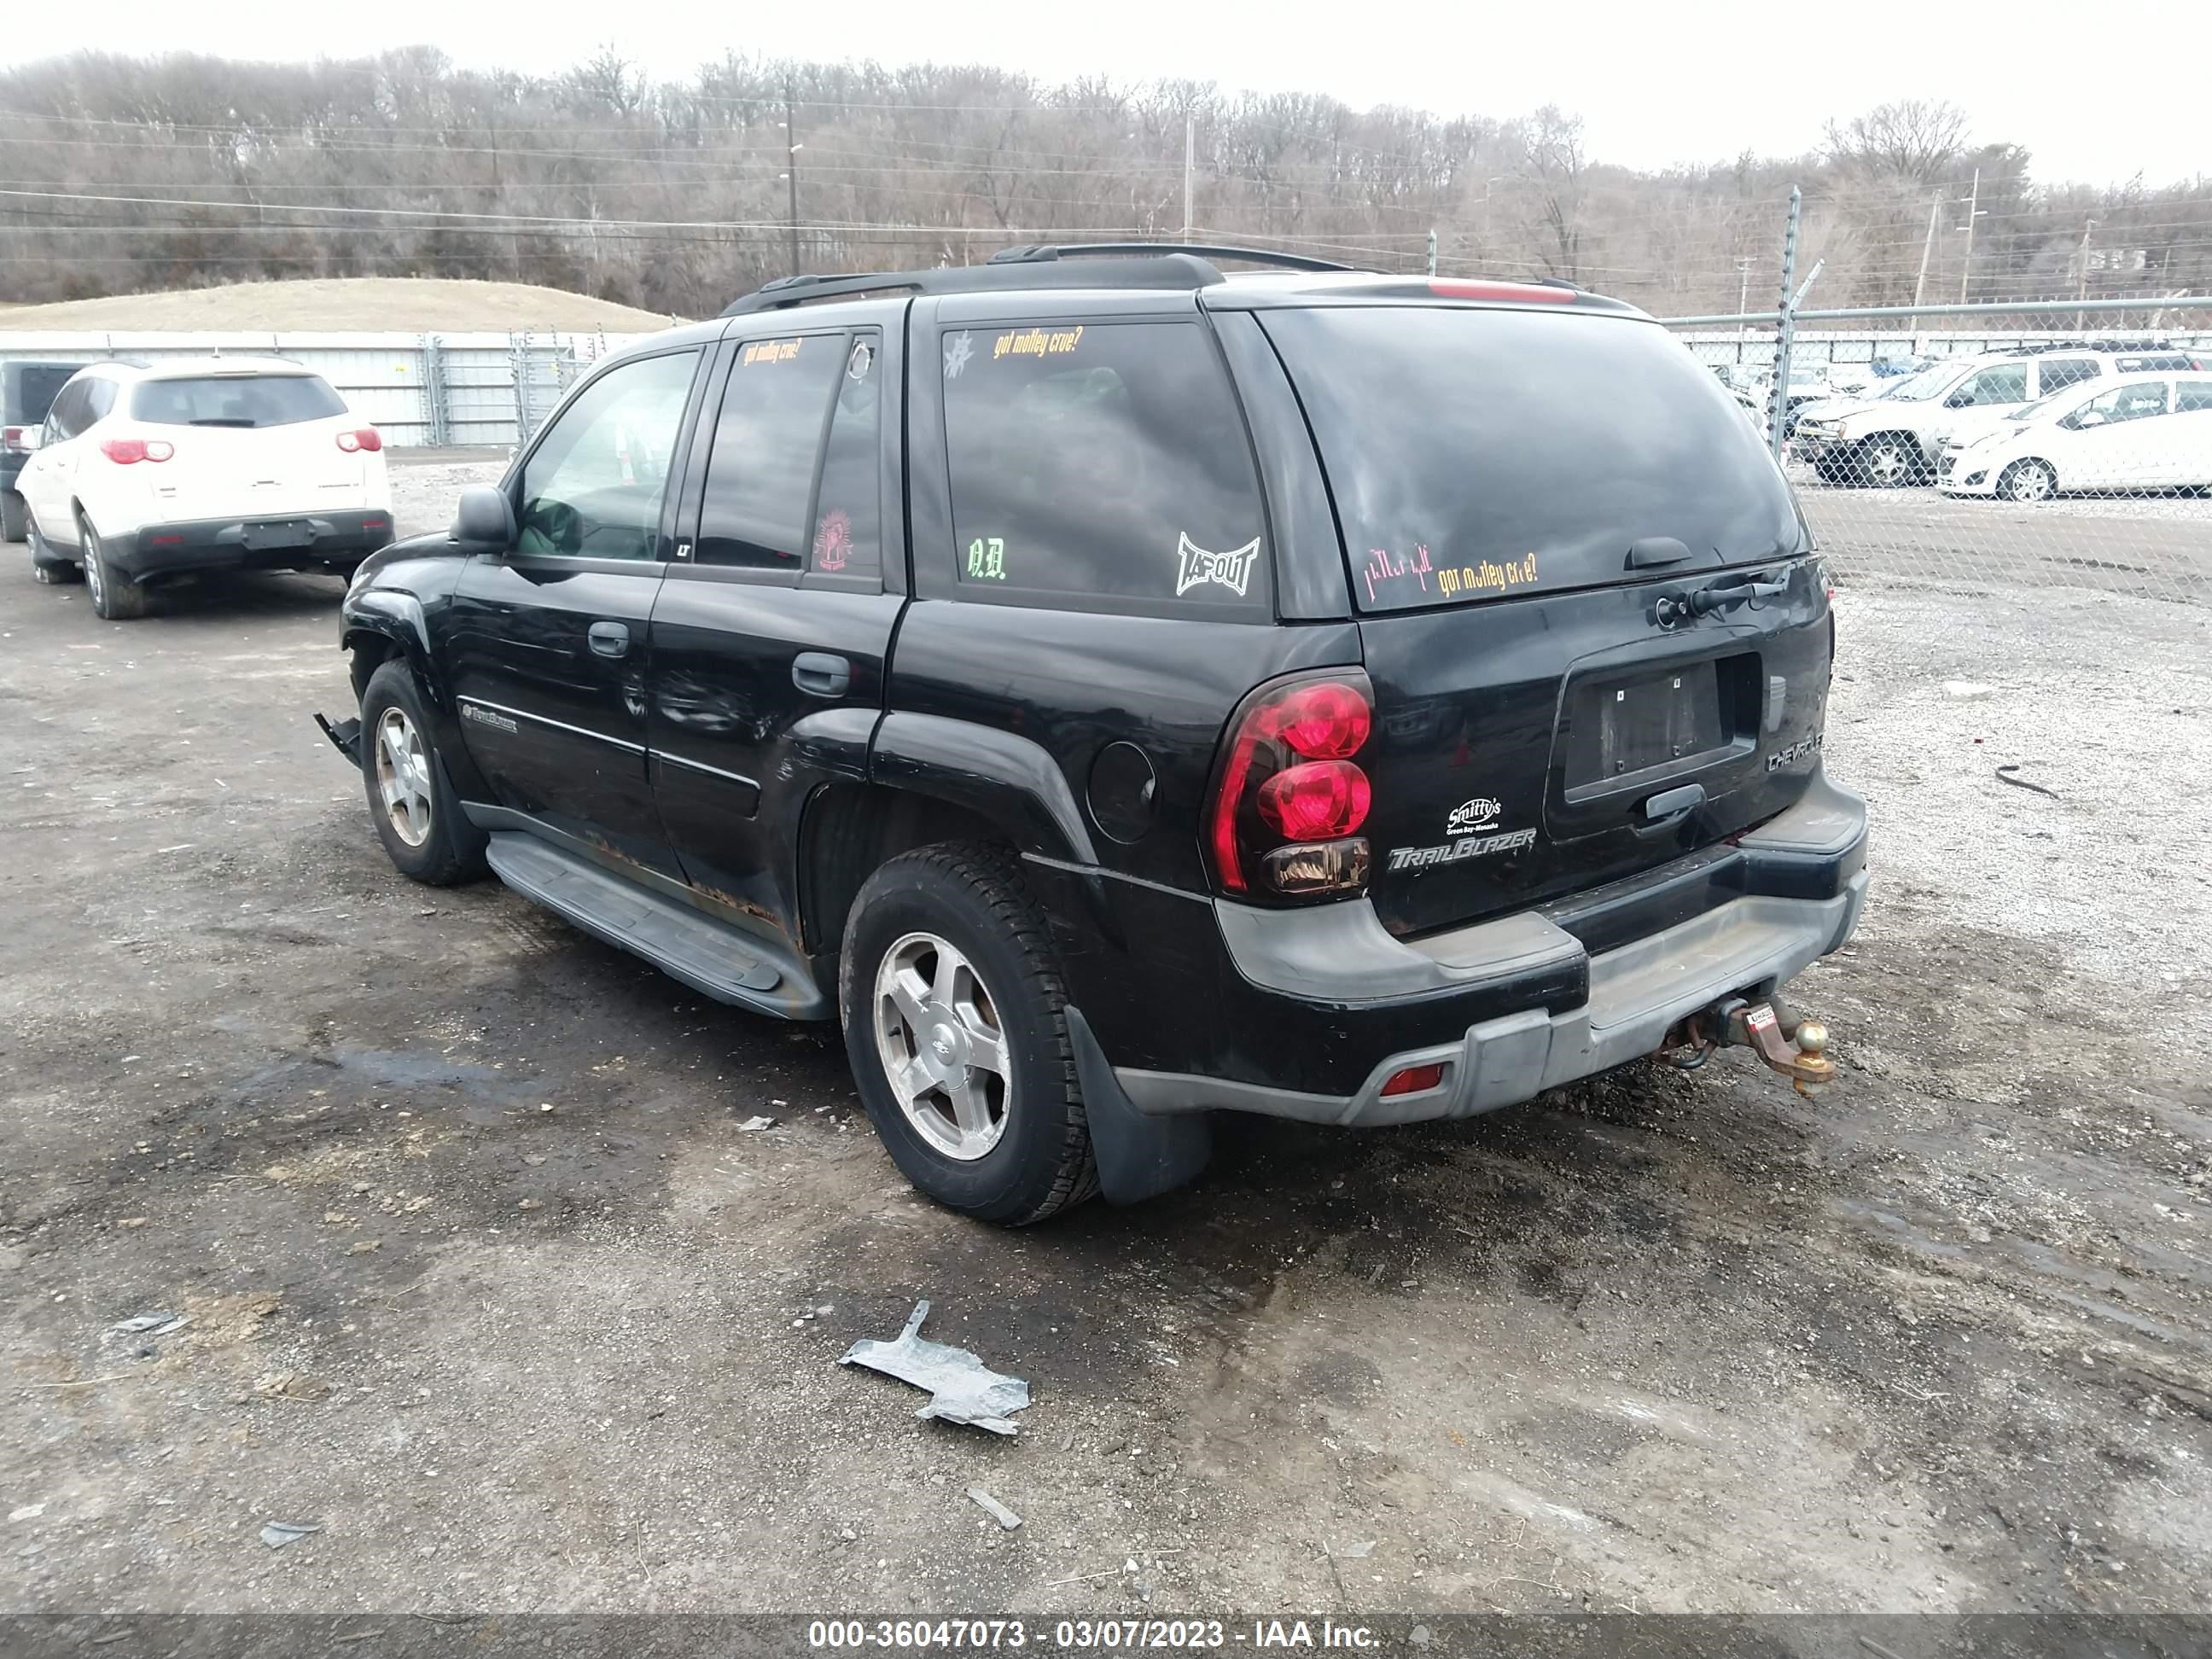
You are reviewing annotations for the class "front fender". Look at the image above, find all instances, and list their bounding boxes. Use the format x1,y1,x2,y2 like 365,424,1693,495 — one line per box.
868,711,1098,867
342,588,441,706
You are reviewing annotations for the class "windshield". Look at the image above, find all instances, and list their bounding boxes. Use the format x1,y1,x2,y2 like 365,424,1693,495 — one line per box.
1261,307,1808,611
1885,364,1958,401
131,374,346,428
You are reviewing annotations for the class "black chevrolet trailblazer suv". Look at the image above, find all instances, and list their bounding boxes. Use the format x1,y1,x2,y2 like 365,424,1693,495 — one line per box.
320,244,1868,1225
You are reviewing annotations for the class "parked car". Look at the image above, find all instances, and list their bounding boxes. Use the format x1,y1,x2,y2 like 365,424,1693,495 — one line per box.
1794,348,2195,486
1937,371,2212,501
16,357,393,619
2,358,95,542
320,247,1862,1224
1927,350,2198,456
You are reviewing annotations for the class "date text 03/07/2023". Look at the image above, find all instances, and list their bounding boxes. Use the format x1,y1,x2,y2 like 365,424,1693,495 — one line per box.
806,1618,1382,1649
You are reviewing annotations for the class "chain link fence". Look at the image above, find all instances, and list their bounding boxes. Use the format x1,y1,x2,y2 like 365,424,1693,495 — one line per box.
1630,185,2212,612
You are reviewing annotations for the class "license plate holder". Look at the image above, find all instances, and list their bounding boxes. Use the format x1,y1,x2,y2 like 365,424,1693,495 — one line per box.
242,522,311,552
1562,661,1731,800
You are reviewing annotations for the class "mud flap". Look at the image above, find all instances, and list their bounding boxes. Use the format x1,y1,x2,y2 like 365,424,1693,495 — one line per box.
314,713,363,769
1066,1006,1213,1205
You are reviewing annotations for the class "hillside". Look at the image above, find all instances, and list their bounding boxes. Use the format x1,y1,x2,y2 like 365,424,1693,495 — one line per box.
0,278,685,334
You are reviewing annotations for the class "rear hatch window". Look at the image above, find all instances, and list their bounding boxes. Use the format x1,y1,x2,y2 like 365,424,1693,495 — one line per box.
1260,307,1807,609
131,374,347,428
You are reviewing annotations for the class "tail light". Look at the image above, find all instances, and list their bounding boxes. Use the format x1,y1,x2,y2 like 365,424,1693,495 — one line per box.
2,426,24,452
100,437,173,464
336,428,383,453
1206,671,1376,899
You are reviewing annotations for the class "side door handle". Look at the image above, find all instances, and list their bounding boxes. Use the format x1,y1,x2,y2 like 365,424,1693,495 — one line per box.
792,651,852,697
587,620,631,659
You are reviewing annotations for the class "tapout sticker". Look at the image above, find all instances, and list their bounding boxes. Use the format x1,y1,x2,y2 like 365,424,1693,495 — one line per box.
1174,533,1260,599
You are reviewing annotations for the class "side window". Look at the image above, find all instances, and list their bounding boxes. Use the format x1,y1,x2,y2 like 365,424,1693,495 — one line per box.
939,319,1266,610
2035,359,2098,397
2176,381,2212,414
809,333,884,579
47,382,86,441
516,349,698,562
696,333,844,569
1953,366,2029,407
2069,382,2169,428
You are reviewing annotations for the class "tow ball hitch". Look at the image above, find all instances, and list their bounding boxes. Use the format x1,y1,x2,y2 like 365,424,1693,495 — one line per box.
1663,997,1837,1096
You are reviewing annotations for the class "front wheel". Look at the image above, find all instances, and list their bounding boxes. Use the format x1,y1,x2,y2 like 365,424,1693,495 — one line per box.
841,843,1098,1225
1850,435,1919,488
1998,458,2057,504
358,659,487,885
80,516,147,620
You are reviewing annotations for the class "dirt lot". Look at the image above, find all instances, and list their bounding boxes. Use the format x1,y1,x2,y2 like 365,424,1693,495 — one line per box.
0,277,681,334
3,462,2209,1617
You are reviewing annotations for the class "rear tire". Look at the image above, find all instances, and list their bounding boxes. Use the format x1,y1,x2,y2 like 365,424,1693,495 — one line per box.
79,515,147,620
1998,457,2057,504
840,843,1098,1225
2,491,26,543
358,659,487,886
27,517,80,585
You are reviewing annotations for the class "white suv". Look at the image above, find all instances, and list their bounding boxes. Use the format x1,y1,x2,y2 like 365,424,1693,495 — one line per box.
16,358,393,619
1792,348,2197,488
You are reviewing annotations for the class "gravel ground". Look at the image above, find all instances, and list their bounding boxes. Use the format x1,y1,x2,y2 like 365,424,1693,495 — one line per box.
3,464,2209,1617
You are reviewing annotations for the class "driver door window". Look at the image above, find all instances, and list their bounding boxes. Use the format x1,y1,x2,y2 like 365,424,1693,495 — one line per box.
516,350,700,561
1949,365,2029,408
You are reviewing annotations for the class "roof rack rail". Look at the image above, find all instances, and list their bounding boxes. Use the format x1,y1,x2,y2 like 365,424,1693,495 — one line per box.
719,249,1266,317
987,242,1358,274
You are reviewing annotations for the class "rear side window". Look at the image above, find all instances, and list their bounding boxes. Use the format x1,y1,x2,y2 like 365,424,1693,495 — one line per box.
2035,358,2099,395
696,334,844,569
940,320,1266,610
1262,307,1806,611
2177,381,2212,414
131,374,346,428
809,335,884,579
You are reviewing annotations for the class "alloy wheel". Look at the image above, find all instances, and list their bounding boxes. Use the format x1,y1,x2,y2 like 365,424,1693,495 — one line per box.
374,706,434,847
872,930,1011,1161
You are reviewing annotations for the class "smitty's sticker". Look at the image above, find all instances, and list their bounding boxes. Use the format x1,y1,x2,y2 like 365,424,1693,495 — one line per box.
1174,533,1260,598
1445,797,1502,835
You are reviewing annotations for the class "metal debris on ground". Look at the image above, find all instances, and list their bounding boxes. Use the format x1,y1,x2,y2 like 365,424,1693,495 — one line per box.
259,1520,323,1549
838,1301,1031,1435
736,1115,777,1132
1331,1540,1377,1559
109,1313,189,1337
1995,764,2061,799
966,1487,1022,1531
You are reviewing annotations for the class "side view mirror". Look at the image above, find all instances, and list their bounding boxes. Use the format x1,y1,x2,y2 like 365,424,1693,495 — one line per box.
453,485,516,552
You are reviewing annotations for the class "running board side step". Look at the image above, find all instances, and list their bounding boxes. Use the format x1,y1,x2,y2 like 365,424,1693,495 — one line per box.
483,832,829,1021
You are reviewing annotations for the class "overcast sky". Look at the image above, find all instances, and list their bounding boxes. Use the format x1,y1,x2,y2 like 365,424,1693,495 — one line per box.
7,0,2197,190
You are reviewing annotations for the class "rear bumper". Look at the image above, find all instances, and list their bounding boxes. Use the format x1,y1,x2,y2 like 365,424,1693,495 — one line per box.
102,510,393,579
1054,771,1867,1127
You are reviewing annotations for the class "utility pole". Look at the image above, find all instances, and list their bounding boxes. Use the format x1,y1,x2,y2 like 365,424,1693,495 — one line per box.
1910,189,1942,343
2075,218,2098,333
782,79,802,279
1956,166,1983,306
1427,228,1438,277
1181,114,1195,242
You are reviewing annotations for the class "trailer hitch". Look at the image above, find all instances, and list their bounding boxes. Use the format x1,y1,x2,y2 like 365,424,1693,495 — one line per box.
1661,995,1837,1096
